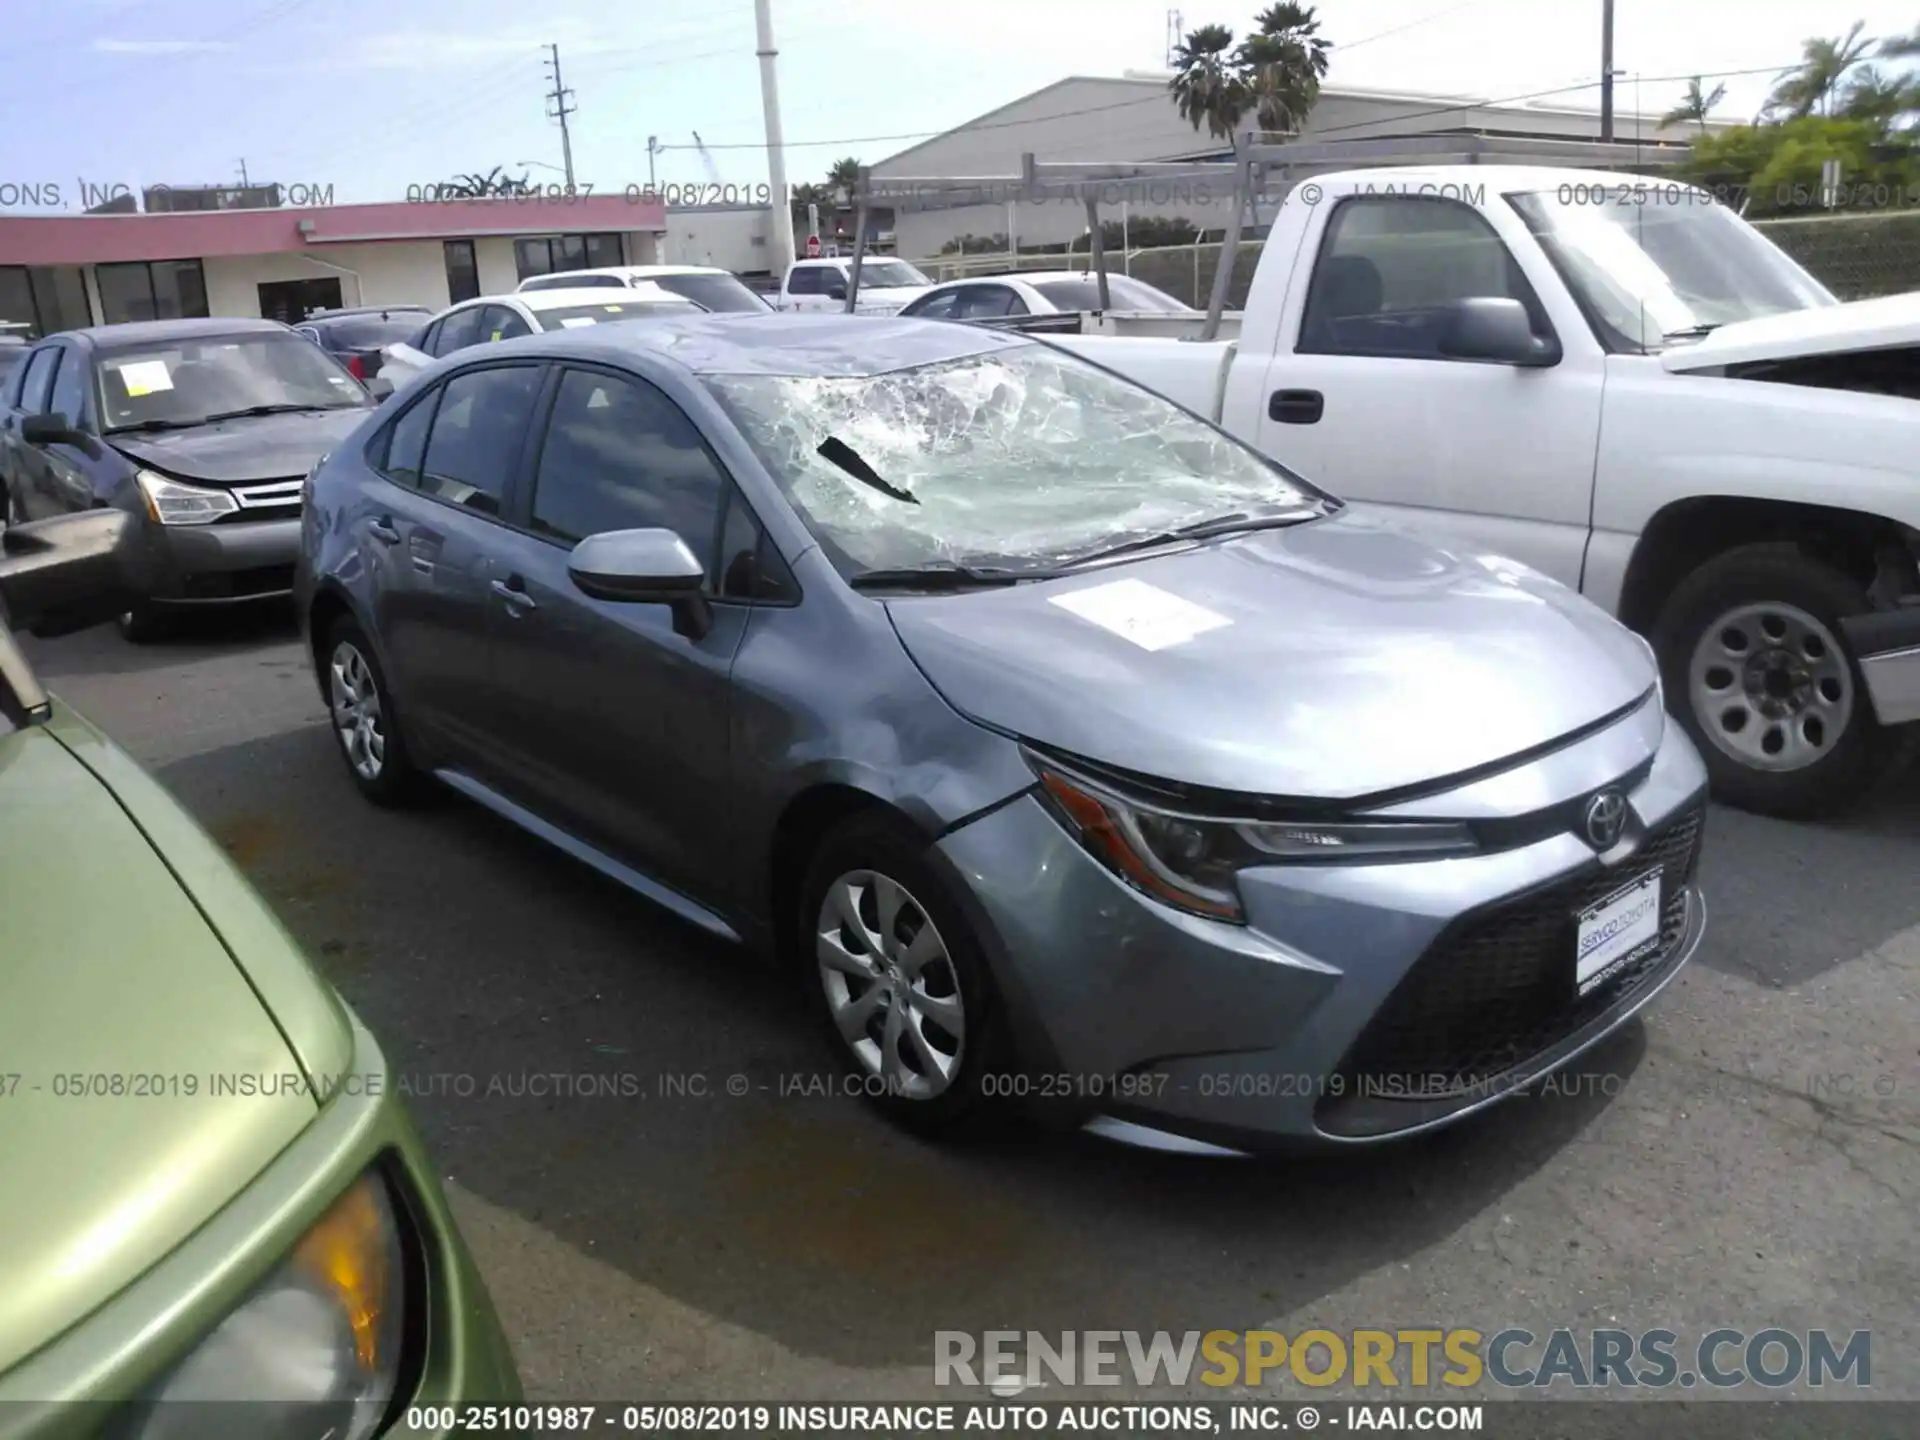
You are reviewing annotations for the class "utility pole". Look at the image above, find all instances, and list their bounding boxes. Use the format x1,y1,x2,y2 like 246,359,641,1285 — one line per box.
1599,0,1616,142
544,43,577,190
1166,10,1184,68
754,0,796,273
235,158,250,187
647,136,662,190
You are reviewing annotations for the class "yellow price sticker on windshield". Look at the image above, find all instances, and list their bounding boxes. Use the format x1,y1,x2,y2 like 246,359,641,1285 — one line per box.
489,329,503,341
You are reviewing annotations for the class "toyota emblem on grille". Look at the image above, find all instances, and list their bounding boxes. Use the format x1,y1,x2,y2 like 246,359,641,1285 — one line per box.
1583,790,1628,850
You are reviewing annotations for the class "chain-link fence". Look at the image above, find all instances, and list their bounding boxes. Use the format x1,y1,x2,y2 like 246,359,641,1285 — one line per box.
915,211,1920,309
1754,210,1920,300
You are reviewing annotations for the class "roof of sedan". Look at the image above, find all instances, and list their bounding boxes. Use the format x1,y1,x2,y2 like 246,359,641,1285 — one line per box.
518,312,1019,377
69,316,291,347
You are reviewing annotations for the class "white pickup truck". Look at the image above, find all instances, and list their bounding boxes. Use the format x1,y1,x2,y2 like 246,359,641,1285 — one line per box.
1055,164,1920,818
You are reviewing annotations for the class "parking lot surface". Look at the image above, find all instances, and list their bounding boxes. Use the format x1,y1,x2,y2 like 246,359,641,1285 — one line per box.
27,612,1919,1405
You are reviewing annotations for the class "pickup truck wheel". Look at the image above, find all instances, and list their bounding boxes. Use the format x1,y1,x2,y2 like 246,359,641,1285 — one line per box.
1652,544,1893,819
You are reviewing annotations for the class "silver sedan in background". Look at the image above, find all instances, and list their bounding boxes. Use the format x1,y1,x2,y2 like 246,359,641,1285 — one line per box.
296,314,1708,1153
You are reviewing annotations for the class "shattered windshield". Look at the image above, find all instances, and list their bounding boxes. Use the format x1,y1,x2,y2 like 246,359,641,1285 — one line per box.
704,342,1322,576
1507,187,1836,350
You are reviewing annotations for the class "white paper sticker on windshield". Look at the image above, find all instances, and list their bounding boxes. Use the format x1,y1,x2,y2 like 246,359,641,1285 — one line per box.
559,316,597,328
118,360,174,397
1048,579,1230,651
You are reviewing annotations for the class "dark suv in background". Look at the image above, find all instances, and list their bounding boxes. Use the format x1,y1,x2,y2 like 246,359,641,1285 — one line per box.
294,305,431,382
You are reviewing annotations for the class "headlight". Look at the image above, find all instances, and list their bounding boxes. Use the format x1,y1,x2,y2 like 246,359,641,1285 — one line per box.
1030,755,1478,923
136,469,237,526
119,1172,408,1440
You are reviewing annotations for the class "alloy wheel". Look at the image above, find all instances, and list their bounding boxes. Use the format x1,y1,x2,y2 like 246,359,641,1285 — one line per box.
328,640,387,782
815,869,965,1101
1687,601,1854,773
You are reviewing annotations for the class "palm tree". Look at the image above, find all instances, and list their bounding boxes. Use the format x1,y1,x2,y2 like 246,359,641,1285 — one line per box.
1839,64,1920,124
1236,3,1331,135
1765,22,1876,119
443,166,531,198
1660,76,1727,132
1881,24,1920,59
1169,24,1249,141
827,156,862,202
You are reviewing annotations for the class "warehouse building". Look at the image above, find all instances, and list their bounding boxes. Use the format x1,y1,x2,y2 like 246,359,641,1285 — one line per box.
867,72,1723,257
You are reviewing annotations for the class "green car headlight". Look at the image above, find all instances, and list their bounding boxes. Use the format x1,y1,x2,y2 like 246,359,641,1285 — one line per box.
121,1171,408,1440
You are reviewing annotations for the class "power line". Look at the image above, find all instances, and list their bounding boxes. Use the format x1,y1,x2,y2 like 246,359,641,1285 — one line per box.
1342,1,1497,53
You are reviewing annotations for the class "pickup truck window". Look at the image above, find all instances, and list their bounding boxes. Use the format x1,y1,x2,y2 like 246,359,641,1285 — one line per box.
1505,188,1836,353
1299,196,1551,361
787,266,824,296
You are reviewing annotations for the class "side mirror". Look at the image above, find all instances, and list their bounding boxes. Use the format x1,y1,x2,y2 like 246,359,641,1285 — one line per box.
825,283,848,301
1438,297,1560,367
21,412,86,447
0,510,157,638
363,376,394,400
568,527,711,637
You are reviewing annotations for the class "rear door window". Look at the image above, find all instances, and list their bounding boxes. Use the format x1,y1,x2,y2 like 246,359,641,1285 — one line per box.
417,364,544,516
432,306,486,356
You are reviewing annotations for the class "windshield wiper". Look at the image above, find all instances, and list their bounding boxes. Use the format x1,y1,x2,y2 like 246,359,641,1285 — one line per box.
1660,323,1723,342
201,402,357,423
105,417,203,434
1060,510,1318,569
848,562,1037,592
817,435,918,504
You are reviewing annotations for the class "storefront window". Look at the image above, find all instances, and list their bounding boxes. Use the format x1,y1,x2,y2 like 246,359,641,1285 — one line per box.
0,265,94,337
513,233,626,281
96,259,210,324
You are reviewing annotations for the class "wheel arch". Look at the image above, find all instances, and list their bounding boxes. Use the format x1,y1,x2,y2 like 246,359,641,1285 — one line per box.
1619,497,1920,636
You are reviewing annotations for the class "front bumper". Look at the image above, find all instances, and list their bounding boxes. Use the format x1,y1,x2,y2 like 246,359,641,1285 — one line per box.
141,515,302,606
934,702,1709,1150
0,1010,519,1430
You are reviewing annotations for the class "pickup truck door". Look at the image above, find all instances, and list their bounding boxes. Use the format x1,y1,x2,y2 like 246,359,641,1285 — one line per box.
1256,189,1606,590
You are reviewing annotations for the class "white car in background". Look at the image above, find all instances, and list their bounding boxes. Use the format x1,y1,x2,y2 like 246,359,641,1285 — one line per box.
377,285,703,387
775,257,933,314
898,270,1194,322
515,264,772,313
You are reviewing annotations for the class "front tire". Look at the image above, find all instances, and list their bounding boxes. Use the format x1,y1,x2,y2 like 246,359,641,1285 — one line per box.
797,813,1001,1136
1652,543,1893,819
324,617,421,805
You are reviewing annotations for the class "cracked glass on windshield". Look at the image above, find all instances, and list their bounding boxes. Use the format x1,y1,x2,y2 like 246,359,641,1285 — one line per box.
705,342,1318,575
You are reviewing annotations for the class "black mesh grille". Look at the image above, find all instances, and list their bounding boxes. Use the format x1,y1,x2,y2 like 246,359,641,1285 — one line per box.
1331,805,1705,1101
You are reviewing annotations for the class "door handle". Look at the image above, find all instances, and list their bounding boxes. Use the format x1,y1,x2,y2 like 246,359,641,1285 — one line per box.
367,517,401,544
1268,389,1325,425
490,577,537,613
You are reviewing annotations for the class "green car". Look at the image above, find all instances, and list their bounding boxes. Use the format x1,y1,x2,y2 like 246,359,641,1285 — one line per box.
0,512,519,1433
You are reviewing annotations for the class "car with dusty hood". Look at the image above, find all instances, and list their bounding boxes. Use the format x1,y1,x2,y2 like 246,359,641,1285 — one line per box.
1056,166,1920,818
0,317,378,641
0,509,518,1429
297,313,1709,1154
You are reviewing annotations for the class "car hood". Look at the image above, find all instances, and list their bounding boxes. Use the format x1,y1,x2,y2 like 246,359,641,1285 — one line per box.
107,406,370,485
1660,291,1920,372
0,721,319,1374
883,511,1656,800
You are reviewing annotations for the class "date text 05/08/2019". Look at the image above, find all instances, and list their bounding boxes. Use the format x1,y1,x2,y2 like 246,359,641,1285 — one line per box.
404,182,776,206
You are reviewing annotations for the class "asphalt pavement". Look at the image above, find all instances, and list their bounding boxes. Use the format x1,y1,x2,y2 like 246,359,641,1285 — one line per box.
24,609,1919,1409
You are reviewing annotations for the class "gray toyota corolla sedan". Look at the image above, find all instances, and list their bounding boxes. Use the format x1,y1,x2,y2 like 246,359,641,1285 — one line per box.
295,313,1709,1153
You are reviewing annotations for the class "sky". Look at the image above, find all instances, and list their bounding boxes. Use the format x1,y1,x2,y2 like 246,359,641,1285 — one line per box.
2,0,1917,211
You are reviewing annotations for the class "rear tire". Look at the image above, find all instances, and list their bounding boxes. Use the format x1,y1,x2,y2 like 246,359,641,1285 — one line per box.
323,616,422,806
117,606,172,644
1651,543,1893,819
796,812,1004,1137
